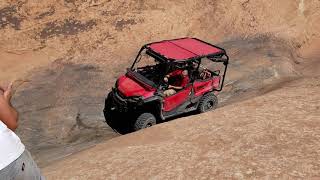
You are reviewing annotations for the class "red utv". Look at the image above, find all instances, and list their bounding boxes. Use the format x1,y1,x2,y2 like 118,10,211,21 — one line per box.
104,38,229,133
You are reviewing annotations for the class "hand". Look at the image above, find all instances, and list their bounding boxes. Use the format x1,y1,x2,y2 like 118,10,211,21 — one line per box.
0,82,14,103
0,86,4,95
0,81,19,131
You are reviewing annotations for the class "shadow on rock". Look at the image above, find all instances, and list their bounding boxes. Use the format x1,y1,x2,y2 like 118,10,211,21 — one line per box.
13,62,119,167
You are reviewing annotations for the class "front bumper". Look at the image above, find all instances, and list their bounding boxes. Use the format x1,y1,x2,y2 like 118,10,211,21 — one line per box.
104,88,144,113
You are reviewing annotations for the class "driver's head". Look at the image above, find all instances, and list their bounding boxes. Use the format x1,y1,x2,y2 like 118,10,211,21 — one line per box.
182,69,188,76
192,61,198,69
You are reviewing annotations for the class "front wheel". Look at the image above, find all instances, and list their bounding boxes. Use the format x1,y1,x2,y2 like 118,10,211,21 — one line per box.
197,93,218,113
134,113,156,131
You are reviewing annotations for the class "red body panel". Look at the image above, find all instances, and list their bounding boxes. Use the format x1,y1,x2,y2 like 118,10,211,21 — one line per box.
193,76,221,97
193,80,213,97
163,86,192,112
212,76,221,88
148,38,223,61
117,75,155,98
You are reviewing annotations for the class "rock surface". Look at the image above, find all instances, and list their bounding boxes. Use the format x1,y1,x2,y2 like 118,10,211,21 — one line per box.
0,0,319,174
43,77,320,179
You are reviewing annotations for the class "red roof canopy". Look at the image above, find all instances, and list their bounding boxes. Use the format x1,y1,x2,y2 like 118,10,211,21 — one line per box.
148,38,224,61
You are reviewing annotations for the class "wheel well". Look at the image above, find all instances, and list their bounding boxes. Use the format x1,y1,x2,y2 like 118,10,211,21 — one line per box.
194,91,216,106
138,100,162,122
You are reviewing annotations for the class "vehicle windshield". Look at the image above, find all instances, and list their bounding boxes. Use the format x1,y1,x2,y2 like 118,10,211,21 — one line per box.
131,49,167,85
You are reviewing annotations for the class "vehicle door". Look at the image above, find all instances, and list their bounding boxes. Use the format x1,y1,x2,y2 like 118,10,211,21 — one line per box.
163,85,192,112
193,76,220,97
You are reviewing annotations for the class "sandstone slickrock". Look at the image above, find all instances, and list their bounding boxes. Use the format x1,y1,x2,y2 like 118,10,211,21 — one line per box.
0,0,319,175
43,77,320,179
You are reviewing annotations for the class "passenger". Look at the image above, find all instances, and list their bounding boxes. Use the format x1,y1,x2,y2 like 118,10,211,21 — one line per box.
0,82,44,180
192,61,211,80
163,69,190,97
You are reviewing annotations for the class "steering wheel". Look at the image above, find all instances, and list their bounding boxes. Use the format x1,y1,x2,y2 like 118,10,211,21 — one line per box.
159,78,169,90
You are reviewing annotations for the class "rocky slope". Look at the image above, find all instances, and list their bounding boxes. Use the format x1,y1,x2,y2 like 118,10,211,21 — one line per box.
0,0,319,171
43,76,320,179
1,0,319,65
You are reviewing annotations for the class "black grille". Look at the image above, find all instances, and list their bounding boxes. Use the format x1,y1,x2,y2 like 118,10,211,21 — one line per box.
112,90,128,112
117,90,126,99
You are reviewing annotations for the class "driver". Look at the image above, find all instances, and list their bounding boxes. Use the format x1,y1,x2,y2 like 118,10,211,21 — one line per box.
163,69,189,97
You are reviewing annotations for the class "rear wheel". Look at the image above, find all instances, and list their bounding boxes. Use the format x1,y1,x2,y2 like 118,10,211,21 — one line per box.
134,113,156,131
197,93,218,113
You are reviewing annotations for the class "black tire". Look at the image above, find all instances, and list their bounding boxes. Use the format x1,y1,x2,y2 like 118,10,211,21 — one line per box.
197,93,218,113
104,93,115,125
134,113,156,131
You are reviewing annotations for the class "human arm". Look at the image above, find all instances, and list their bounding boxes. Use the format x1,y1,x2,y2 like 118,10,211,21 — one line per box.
168,75,190,90
165,70,182,79
168,85,183,90
0,82,18,131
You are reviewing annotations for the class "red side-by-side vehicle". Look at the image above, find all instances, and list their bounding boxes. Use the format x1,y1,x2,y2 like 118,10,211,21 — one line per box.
104,38,229,133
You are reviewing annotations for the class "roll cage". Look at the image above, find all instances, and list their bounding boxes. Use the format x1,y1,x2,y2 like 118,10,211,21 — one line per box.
130,38,229,92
